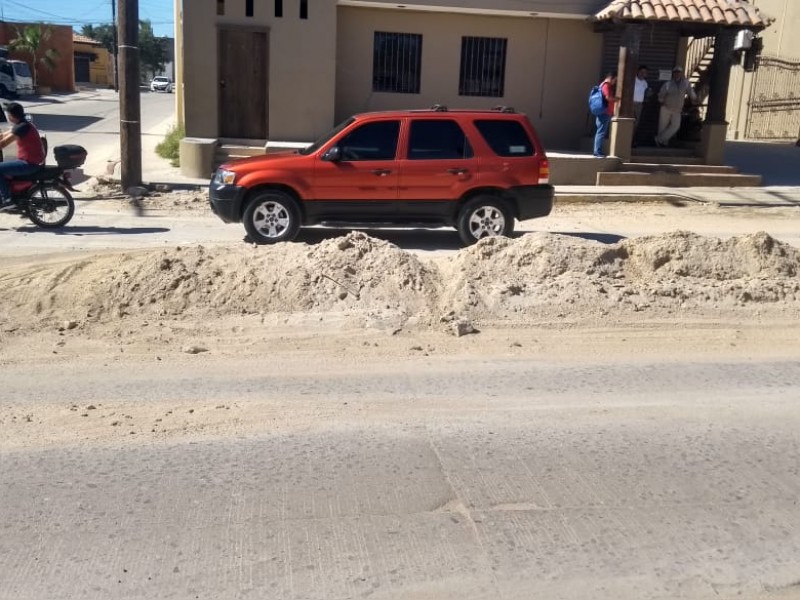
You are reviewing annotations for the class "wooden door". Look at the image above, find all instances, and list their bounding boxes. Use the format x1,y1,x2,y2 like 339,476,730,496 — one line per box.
218,28,268,140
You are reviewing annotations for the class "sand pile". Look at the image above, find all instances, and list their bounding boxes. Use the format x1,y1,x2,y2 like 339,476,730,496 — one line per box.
0,232,437,325
0,231,798,332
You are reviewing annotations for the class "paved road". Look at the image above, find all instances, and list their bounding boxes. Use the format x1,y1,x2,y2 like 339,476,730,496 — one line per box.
11,90,176,176
2,356,800,600
1,198,799,259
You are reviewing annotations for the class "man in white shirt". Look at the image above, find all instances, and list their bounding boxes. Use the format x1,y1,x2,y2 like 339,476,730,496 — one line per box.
633,65,649,146
655,66,698,147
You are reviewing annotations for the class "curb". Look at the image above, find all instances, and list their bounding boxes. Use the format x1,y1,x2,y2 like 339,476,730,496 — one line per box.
554,192,697,205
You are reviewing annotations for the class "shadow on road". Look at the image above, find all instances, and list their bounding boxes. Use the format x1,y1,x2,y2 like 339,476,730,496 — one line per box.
284,228,627,250
725,141,800,186
28,114,103,132
15,226,170,236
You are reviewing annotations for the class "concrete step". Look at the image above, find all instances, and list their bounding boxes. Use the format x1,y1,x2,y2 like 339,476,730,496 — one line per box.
597,171,763,187
629,155,705,165
217,145,265,158
620,162,739,174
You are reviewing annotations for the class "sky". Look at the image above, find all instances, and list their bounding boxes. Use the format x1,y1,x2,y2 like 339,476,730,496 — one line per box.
1,0,174,38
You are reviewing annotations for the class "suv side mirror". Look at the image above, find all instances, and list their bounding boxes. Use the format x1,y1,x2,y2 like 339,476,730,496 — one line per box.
322,146,342,162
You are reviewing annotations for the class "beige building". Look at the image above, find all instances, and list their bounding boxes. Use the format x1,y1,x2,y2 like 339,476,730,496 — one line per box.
179,0,610,150
726,0,800,140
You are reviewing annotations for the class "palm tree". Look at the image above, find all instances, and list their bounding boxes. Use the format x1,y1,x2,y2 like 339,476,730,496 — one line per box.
9,24,60,89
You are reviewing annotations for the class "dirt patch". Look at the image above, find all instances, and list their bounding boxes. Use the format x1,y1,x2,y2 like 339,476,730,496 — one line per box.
1,231,799,336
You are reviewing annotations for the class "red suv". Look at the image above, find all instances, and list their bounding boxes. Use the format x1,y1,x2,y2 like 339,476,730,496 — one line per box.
209,106,553,246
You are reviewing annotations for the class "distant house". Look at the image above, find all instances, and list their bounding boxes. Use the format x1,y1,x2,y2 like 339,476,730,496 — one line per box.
73,34,113,88
0,20,74,92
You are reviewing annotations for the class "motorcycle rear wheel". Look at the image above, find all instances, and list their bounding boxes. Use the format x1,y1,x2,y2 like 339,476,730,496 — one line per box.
27,184,75,229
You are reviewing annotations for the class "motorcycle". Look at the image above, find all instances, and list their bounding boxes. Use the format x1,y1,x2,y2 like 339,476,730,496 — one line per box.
0,113,86,229
0,162,79,228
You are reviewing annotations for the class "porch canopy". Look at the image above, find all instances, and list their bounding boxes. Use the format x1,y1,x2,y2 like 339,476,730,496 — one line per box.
592,0,772,162
595,0,770,28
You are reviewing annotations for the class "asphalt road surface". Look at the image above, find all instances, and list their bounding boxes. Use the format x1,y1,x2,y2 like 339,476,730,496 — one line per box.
2,356,800,600
12,90,175,175
1,197,799,259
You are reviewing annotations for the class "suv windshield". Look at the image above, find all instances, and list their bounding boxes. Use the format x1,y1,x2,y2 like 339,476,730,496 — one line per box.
153,77,168,83
299,117,355,155
12,62,31,77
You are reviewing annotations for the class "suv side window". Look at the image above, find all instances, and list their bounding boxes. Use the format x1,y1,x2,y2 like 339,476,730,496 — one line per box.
408,119,473,160
338,120,400,161
474,120,535,157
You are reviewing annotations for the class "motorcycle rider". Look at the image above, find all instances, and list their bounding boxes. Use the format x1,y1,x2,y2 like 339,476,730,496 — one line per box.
0,102,45,209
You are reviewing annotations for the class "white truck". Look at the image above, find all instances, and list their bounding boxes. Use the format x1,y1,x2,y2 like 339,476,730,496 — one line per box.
0,47,34,97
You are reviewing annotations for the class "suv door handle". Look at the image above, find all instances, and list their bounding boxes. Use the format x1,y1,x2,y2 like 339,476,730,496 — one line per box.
447,168,469,175
372,169,392,176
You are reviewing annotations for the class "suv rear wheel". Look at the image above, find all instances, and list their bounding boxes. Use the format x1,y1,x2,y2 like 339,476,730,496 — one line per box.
243,190,301,244
457,195,514,245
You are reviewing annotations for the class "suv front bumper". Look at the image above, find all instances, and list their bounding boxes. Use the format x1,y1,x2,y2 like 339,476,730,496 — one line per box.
209,183,247,223
509,185,554,221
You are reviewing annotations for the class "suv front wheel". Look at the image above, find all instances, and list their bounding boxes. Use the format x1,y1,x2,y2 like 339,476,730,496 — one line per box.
457,195,514,245
243,190,301,244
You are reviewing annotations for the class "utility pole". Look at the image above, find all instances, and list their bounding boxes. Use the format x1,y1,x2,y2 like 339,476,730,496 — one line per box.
118,0,142,190
111,0,119,92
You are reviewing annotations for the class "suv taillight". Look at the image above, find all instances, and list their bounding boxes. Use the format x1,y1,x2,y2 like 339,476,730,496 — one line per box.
538,159,550,184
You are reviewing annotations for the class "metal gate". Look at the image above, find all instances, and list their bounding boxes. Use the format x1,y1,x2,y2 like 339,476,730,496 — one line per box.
746,55,800,141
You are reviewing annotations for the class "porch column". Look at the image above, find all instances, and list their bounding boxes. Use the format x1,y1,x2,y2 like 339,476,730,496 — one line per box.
701,28,736,164
610,24,642,162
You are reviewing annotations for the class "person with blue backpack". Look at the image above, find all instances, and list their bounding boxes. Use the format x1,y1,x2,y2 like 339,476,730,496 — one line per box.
589,72,618,158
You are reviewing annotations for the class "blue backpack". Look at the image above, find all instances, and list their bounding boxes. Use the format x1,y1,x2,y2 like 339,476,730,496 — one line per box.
588,84,607,116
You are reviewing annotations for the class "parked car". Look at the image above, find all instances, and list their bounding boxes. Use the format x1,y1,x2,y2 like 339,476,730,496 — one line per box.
150,76,173,93
209,106,553,246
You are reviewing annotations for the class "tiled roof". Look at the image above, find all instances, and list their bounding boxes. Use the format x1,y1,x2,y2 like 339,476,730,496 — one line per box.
73,34,102,45
595,0,772,27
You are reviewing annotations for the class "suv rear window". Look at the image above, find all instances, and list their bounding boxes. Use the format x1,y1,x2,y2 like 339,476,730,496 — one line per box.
408,119,473,160
474,120,535,157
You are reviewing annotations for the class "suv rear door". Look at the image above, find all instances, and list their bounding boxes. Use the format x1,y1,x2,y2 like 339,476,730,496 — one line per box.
397,118,479,213
472,117,543,187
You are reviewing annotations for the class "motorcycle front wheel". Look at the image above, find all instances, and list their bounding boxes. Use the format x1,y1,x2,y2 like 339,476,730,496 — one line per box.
27,184,75,229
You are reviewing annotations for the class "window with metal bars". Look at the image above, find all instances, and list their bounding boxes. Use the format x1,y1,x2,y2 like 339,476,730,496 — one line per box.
459,36,508,97
217,0,224,16
372,32,422,94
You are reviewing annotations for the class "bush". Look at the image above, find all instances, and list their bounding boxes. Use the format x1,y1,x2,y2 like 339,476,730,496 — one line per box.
156,123,184,167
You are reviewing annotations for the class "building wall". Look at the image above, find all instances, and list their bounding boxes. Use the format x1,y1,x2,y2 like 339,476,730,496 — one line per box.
335,7,602,149
340,0,607,17
74,42,112,87
726,0,800,139
0,21,74,92
183,0,338,141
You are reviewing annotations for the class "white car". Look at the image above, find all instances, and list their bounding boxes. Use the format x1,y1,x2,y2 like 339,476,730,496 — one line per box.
150,76,173,93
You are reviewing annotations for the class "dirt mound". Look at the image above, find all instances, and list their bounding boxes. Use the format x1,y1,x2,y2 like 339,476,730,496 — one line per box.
0,232,437,326
1,231,799,333
622,231,800,281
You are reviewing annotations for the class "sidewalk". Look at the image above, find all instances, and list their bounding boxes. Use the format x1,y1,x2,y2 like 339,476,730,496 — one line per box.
555,186,800,207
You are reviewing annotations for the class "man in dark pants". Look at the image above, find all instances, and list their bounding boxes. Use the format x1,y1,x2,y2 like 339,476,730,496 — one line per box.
0,102,45,209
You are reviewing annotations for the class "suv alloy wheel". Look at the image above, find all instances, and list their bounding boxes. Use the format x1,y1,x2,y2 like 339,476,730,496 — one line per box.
243,190,301,244
457,195,514,245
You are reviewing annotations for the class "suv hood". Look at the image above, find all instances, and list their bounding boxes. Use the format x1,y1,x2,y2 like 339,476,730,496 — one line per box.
221,150,306,173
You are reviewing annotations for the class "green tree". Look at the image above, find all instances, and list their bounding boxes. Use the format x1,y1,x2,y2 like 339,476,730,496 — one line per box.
139,20,167,80
80,24,116,55
9,24,61,87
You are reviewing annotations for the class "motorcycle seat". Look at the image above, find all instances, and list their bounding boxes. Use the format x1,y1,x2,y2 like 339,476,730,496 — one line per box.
7,166,62,181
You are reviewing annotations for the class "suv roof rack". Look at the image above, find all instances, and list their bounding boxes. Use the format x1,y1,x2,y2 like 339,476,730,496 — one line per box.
430,104,448,112
491,105,516,113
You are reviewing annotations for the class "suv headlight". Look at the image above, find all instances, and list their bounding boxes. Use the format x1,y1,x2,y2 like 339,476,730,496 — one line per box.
216,169,236,185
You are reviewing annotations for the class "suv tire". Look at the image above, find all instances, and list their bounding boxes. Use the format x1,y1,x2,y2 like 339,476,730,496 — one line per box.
457,195,514,245
243,190,301,244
